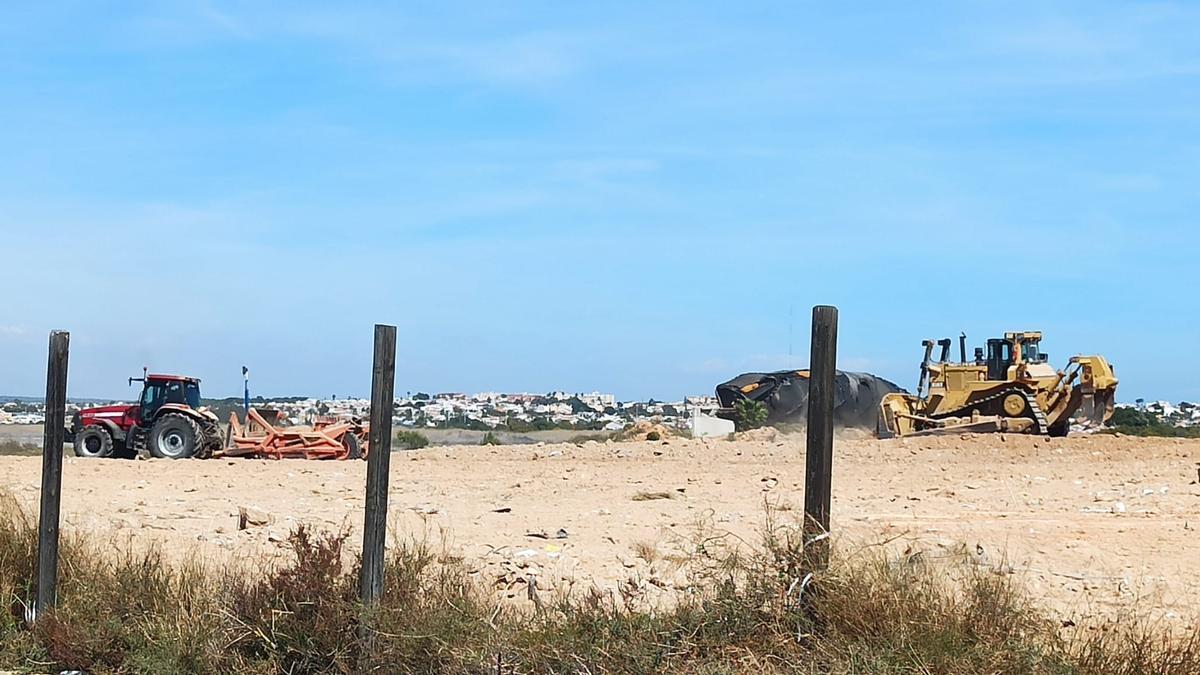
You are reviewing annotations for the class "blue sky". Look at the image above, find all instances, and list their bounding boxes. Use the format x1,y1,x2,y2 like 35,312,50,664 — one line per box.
1,2,1197,401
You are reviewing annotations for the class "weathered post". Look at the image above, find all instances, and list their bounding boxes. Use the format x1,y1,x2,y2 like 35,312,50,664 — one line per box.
803,305,837,573
35,330,70,619
360,324,396,607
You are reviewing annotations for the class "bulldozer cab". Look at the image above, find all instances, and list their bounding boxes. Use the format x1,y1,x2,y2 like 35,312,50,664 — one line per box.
985,339,1012,381
985,332,1047,381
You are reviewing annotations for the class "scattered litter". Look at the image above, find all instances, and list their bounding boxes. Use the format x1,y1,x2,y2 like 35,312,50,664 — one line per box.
491,507,512,513
514,549,537,558
1112,502,1127,514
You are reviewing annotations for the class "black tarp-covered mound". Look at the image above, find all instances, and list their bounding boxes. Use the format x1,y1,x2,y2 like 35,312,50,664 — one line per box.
715,370,905,429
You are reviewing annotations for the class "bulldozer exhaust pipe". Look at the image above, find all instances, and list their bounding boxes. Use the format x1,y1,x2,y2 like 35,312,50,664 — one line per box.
918,340,935,398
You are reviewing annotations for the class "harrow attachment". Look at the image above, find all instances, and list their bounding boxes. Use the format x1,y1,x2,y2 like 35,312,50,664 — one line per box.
222,408,369,460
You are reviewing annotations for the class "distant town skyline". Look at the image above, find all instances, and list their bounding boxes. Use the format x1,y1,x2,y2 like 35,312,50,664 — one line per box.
1,2,1197,402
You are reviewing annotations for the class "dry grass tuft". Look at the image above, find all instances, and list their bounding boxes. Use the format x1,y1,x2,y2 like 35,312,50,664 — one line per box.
0,440,42,456
631,541,659,563
0,491,1195,673
631,490,675,501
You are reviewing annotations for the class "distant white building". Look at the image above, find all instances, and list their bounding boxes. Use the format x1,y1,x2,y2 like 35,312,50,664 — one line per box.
579,392,616,408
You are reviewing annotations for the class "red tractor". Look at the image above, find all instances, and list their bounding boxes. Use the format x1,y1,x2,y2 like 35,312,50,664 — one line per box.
71,372,223,459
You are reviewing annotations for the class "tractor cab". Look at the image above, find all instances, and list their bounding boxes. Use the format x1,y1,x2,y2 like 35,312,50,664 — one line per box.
135,375,202,424
985,332,1048,381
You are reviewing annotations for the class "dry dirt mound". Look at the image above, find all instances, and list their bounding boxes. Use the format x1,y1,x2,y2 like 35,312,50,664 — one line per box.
734,427,779,442
622,420,674,441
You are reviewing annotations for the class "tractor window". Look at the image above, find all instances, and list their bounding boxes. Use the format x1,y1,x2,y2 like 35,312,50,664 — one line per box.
141,383,166,419
165,382,186,404
185,382,201,408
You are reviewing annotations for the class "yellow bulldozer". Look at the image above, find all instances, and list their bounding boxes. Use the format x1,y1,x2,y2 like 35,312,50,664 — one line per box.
878,331,1118,438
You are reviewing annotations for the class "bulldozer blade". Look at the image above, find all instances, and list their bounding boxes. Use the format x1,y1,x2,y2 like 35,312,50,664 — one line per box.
1080,388,1115,428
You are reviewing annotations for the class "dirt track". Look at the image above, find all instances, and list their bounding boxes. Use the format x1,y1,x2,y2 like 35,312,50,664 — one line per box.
2,432,1197,629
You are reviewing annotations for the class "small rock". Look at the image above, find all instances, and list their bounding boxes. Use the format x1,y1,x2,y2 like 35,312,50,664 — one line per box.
237,506,272,530
1112,501,1127,514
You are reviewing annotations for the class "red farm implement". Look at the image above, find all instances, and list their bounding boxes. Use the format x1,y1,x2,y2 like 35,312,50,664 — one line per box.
223,408,369,460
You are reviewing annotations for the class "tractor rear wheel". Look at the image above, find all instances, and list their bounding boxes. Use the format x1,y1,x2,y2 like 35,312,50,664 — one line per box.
74,425,114,458
148,413,200,459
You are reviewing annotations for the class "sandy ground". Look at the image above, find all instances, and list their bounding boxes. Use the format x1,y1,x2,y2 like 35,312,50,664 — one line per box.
1,431,1197,630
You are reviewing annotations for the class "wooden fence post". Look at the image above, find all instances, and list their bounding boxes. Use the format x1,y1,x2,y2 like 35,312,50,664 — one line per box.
35,330,69,619
360,324,396,607
803,305,837,573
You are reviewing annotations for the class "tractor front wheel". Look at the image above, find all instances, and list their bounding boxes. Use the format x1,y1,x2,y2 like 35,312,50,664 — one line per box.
73,425,114,458
148,413,200,459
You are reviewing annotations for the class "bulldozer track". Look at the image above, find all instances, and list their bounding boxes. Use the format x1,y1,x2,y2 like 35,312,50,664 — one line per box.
930,387,1049,435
